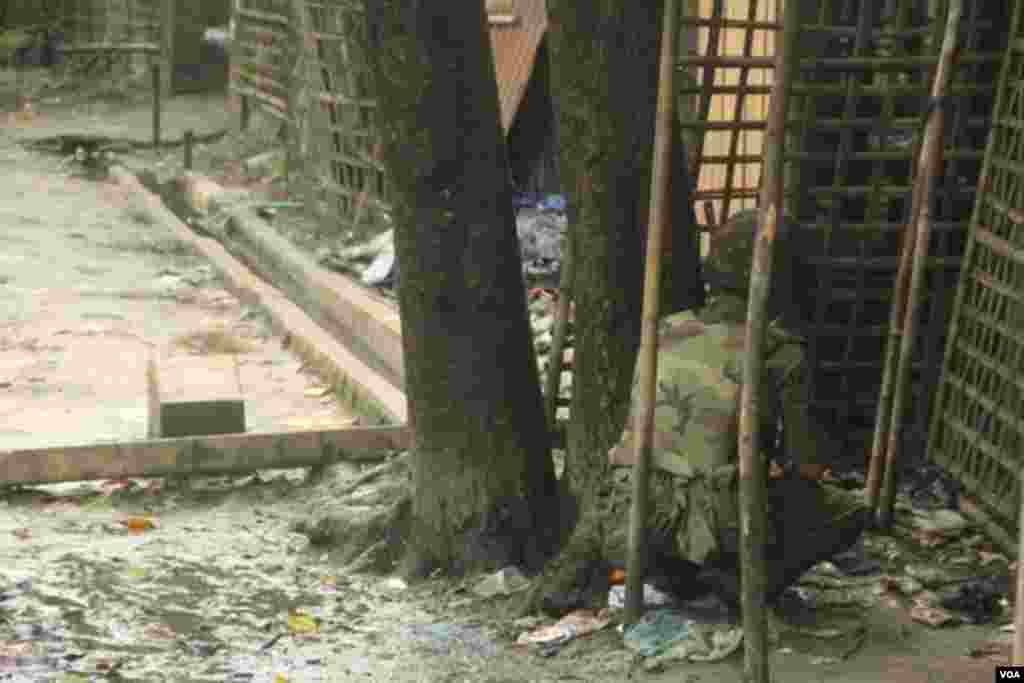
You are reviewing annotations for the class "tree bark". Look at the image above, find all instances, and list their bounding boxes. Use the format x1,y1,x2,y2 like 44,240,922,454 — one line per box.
551,0,704,504
522,0,704,610
363,0,560,577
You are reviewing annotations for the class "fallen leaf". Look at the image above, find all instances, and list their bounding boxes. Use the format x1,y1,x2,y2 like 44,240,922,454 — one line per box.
910,604,957,628
286,610,319,636
143,623,176,640
11,528,30,541
968,639,1011,661
273,674,289,683
119,516,157,532
0,641,32,657
979,550,1008,566
911,528,950,548
303,385,331,398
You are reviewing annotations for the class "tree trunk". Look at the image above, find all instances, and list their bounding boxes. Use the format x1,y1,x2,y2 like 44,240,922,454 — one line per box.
363,0,560,577
522,0,704,611
550,0,703,510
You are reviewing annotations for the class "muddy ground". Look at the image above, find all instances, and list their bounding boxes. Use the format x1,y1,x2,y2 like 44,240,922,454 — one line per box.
0,67,1016,682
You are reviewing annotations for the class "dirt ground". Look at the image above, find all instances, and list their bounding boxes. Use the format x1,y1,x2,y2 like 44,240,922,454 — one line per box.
0,67,1016,683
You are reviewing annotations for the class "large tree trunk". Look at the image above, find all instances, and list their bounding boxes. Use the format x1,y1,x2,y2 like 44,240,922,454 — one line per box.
524,0,704,611
363,0,560,577
552,0,703,512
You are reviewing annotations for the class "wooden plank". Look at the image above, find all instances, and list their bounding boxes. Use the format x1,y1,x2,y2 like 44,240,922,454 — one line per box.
0,426,411,486
147,355,246,438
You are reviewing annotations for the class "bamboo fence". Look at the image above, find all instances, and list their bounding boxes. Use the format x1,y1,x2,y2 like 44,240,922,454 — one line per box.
927,0,1024,541
60,0,160,55
777,0,1007,456
230,0,294,122
299,0,390,237
678,0,778,231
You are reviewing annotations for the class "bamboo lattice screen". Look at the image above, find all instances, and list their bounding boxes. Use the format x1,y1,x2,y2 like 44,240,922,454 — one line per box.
928,0,1024,537
230,0,293,121
302,0,389,236
678,0,777,229
777,0,1007,455
61,0,160,54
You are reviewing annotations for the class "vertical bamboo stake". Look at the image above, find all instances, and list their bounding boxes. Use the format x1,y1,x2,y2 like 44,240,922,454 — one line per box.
152,63,162,151
544,237,573,431
625,0,678,624
1016,472,1024,665
867,0,951,518
183,129,194,170
876,0,962,529
160,0,174,96
738,0,798,679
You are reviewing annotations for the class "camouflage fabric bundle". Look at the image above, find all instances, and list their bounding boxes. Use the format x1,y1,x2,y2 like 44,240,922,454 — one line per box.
605,209,866,594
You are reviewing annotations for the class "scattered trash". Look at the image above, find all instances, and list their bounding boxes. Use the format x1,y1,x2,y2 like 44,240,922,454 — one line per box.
381,577,408,592
363,248,396,287
623,609,743,667
607,584,675,610
939,580,1003,624
516,609,611,648
473,566,530,597
517,209,565,283
909,596,958,628
286,610,319,637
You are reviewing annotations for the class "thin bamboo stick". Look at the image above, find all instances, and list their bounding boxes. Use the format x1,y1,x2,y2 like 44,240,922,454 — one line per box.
876,0,963,529
1016,474,1024,665
625,0,678,625
737,0,799,679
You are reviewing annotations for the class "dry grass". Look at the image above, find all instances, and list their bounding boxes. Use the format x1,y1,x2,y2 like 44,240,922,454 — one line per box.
173,326,255,355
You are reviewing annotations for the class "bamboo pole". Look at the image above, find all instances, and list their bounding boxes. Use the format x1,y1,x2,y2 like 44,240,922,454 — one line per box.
544,237,573,431
152,62,162,150
737,0,799,678
1017,478,1024,665
625,0,678,624
875,0,962,529
160,0,174,95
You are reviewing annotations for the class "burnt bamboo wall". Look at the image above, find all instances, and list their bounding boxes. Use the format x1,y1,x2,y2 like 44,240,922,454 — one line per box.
230,0,294,122
301,0,390,237
61,0,160,54
928,0,1024,538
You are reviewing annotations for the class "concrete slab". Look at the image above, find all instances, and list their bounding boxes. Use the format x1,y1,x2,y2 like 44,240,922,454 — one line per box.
146,354,245,438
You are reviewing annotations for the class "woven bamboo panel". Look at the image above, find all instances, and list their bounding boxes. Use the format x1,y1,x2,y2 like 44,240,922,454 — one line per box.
781,0,1007,454
61,0,160,52
303,0,390,236
928,0,1024,532
678,0,777,229
231,0,293,121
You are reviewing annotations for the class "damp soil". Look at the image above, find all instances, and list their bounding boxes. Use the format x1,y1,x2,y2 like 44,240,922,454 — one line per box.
0,67,1016,683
